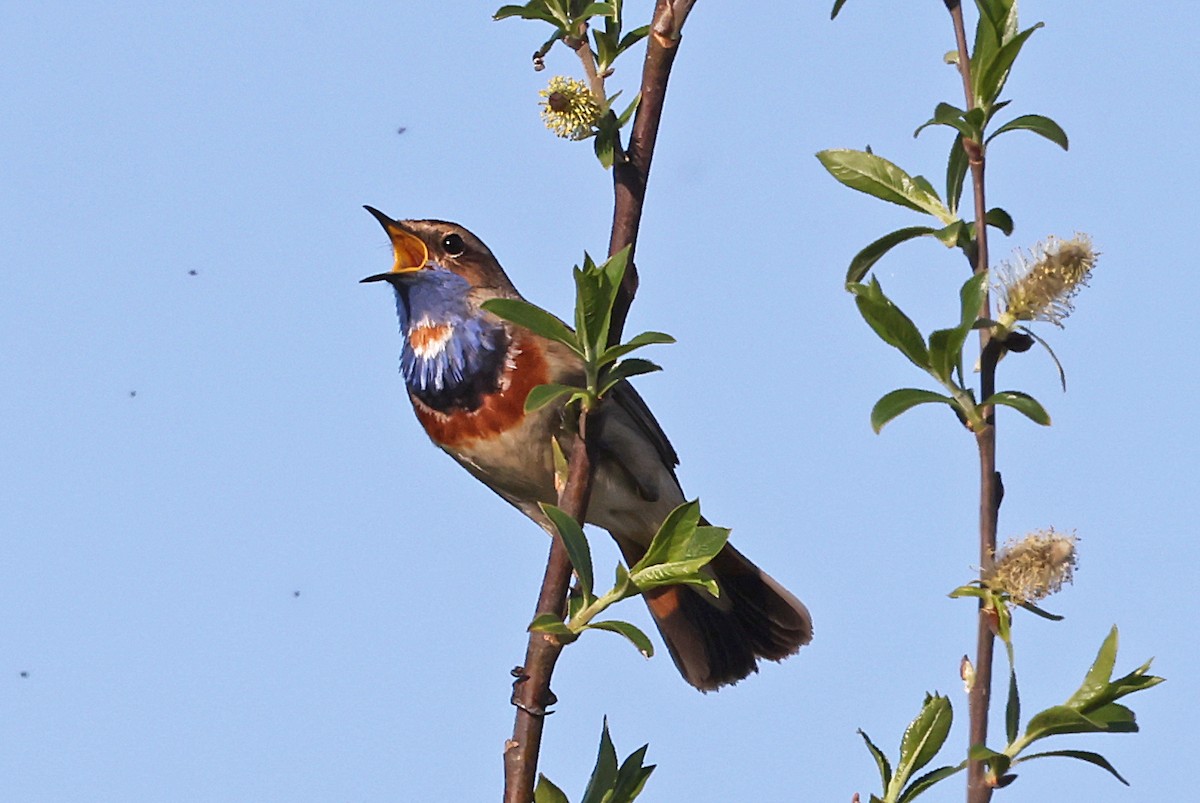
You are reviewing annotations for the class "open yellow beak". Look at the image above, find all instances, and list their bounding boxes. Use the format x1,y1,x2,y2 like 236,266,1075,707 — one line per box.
361,206,428,282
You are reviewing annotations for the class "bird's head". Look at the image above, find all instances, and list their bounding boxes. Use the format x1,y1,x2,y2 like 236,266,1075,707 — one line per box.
359,207,517,298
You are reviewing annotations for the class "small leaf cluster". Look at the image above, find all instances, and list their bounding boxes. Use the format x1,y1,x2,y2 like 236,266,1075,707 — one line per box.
529,500,729,658
860,693,964,803
496,0,646,167
847,270,1051,433
819,0,1069,434
860,600,1162,800
495,0,646,73
535,719,654,803
982,625,1162,789
483,247,674,415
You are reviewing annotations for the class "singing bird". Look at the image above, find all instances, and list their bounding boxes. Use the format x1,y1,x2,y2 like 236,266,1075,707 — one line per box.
361,207,812,690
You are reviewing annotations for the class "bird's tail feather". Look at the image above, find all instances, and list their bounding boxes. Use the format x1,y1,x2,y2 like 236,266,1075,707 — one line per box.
616,538,812,691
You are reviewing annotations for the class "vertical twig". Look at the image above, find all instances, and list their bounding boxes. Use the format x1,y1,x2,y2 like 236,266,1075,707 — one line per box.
502,3,695,800
504,417,595,803
608,0,694,340
944,2,998,802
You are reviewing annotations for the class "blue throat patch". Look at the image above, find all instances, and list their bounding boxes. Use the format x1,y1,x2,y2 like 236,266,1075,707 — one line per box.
391,267,508,411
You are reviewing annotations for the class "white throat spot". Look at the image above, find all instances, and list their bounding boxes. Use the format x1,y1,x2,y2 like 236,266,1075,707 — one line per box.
409,322,454,359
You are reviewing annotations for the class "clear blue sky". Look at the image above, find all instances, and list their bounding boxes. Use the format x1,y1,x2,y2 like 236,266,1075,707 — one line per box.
2,2,1192,801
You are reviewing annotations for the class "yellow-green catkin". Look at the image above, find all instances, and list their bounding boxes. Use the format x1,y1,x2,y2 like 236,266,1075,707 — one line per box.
539,76,601,140
995,235,1097,329
985,528,1078,604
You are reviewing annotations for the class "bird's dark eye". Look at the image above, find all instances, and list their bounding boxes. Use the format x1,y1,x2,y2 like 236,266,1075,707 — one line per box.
441,233,466,257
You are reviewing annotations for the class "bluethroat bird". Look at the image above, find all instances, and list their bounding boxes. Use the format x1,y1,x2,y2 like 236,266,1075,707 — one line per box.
361,207,812,690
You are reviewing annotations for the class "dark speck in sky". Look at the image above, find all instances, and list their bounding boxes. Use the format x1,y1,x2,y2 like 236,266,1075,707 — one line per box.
397,126,407,135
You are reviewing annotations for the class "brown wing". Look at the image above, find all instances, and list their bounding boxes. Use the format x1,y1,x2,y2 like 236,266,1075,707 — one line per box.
592,380,683,503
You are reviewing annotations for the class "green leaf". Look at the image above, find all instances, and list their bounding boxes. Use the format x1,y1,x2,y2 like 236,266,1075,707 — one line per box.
631,563,719,596
540,503,594,598
1017,601,1064,621
526,383,581,412
981,390,1051,425
933,220,968,249
597,358,662,398
617,25,650,56
1106,660,1165,703
600,244,628,289
1014,750,1129,786
870,389,955,434
1006,663,1020,744
987,113,1069,150
847,278,931,370
574,262,611,357
946,134,969,217
567,583,587,621
1085,702,1141,732
898,693,953,778
959,271,989,327
612,561,634,597
994,601,1013,648
967,743,1005,762
581,719,620,803
970,0,1015,103
495,2,564,26
574,247,629,357
1019,326,1068,392
629,503,728,596
534,774,571,803
977,23,1044,106
529,613,576,637
816,149,955,223
1024,703,1137,742
948,584,988,600
913,102,980,142
830,0,849,19
616,93,641,127
611,743,655,802
631,563,717,594
928,328,964,384
845,226,938,284
483,298,579,353
897,762,967,803
600,331,675,366
594,127,615,168
585,620,655,658
631,523,728,588
575,2,615,20
986,207,1014,236
858,729,892,789
1066,625,1118,710
632,500,701,570
966,744,1011,779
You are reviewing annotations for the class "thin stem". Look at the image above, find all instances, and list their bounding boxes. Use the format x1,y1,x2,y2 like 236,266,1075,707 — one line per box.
944,3,999,802
503,4,694,799
608,0,687,343
568,24,607,103
503,417,595,803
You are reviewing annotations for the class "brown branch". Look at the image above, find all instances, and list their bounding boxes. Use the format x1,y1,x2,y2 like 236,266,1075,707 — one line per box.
503,417,595,803
503,3,695,800
568,25,607,103
607,0,688,343
945,3,999,802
